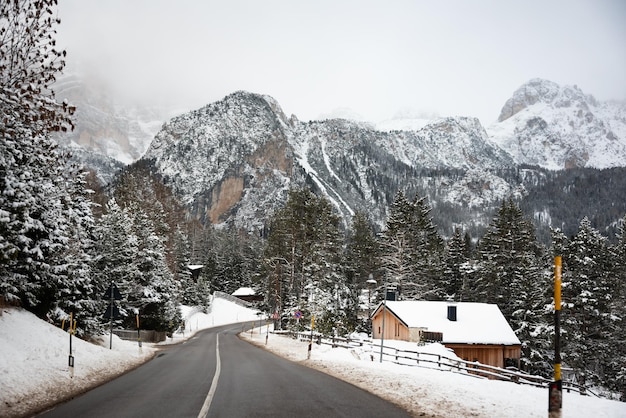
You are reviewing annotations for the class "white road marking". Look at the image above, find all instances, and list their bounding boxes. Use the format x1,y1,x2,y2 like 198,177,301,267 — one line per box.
198,334,221,418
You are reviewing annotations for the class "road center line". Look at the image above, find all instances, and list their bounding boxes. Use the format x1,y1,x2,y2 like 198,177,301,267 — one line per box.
198,333,221,418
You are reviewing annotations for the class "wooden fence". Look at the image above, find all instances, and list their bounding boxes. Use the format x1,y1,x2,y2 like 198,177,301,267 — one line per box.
279,330,596,397
113,329,168,343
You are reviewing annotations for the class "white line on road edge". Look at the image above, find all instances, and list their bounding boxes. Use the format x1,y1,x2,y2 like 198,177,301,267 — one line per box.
198,334,221,418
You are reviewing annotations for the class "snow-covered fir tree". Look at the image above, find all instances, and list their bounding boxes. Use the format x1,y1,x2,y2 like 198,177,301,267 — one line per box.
209,229,262,296
607,216,626,400
303,193,345,333
0,1,94,327
441,227,471,301
263,188,343,330
126,205,180,332
380,191,416,298
561,217,618,391
344,211,381,331
381,191,444,300
51,165,101,336
474,199,550,373
91,200,141,322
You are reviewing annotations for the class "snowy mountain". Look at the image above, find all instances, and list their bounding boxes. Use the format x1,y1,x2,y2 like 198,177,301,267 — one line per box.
488,78,626,169
61,78,626,238
142,91,524,234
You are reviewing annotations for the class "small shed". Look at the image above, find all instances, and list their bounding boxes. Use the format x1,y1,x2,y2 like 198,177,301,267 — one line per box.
232,287,263,303
187,265,204,282
371,301,521,368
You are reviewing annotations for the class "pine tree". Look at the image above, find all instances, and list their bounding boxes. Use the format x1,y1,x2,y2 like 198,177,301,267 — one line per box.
561,217,618,389
1,1,97,324
476,198,549,373
380,191,444,300
263,188,344,330
344,211,381,331
381,191,415,297
112,160,187,278
212,229,262,296
126,205,179,332
607,215,626,399
305,194,344,328
475,199,542,312
406,194,445,299
52,166,101,336
91,199,141,324
441,227,470,300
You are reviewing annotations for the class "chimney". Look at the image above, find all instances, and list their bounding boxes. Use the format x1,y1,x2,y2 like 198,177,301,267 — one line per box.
385,284,398,301
447,302,457,321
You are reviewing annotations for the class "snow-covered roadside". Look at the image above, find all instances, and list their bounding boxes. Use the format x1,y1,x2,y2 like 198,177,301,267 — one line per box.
0,308,155,417
1,300,624,418
0,299,261,418
240,327,626,418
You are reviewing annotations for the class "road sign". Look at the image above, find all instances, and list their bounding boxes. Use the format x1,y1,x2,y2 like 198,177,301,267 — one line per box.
104,283,122,300
294,310,302,319
103,304,120,319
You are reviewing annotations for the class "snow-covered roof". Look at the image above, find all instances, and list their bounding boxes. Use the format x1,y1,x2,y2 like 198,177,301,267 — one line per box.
187,264,204,270
232,287,256,296
375,301,521,345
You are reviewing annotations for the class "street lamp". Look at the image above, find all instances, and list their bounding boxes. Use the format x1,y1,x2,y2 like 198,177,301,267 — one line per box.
366,275,377,336
379,281,387,363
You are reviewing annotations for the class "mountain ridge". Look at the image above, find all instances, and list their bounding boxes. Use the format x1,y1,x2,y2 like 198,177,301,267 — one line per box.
488,78,626,169
58,79,626,240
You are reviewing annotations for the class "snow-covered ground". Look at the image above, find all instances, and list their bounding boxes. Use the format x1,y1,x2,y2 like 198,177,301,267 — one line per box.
1,298,624,418
243,330,625,417
0,298,261,417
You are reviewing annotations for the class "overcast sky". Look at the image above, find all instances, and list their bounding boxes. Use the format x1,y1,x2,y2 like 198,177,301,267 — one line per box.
56,0,626,126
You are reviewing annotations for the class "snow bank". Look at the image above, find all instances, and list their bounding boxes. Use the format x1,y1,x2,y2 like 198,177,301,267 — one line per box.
0,298,261,417
1,300,624,418
241,327,626,418
0,308,154,417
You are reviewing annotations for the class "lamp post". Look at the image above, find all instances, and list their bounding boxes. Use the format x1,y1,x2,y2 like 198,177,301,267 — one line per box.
379,281,386,363
366,275,377,337
268,257,290,331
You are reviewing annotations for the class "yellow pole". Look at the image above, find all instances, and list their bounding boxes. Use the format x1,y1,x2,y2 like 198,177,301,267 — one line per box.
554,255,562,381
549,256,562,418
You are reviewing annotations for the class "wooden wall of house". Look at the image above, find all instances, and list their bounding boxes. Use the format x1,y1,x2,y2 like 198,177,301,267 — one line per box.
444,344,521,369
371,308,409,341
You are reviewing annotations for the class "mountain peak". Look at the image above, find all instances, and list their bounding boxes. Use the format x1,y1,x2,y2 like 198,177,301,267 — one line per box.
489,79,626,169
497,78,595,122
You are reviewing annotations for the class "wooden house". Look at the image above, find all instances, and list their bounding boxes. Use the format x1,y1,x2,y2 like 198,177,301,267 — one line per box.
371,301,521,369
231,287,263,303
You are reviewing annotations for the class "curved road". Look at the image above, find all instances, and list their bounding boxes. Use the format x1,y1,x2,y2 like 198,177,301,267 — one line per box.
38,323,410,418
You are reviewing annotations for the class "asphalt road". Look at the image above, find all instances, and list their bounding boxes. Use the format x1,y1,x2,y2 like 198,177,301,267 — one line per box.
38,323,411,418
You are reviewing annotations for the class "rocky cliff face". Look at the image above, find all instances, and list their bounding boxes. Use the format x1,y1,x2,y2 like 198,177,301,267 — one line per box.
489,78,626,169
142,91,522,233
59,78,626,238
143,92,297,227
